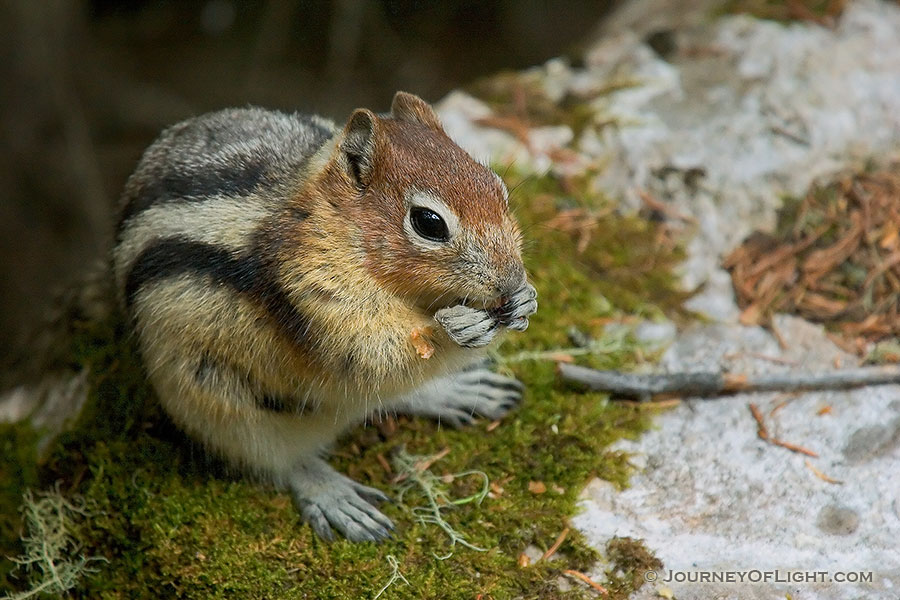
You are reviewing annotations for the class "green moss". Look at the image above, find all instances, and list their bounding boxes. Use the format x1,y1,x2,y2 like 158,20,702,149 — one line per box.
1,171,683,598
603,537,664,599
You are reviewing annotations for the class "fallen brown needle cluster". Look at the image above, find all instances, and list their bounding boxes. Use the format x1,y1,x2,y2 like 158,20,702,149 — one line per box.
725,170,900,343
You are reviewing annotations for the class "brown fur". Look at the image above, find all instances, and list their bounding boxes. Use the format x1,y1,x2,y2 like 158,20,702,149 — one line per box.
274,102,523,310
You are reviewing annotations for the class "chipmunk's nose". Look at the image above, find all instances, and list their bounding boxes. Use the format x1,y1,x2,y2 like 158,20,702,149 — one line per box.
496,263,527,298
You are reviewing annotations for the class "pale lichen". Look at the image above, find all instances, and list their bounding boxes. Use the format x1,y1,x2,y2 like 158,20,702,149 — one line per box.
2,486,105,600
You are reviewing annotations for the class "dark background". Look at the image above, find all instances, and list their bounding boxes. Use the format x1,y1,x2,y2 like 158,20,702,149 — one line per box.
0,0,614,373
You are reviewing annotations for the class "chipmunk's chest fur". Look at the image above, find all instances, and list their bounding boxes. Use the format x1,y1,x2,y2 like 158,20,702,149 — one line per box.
114,107,469,420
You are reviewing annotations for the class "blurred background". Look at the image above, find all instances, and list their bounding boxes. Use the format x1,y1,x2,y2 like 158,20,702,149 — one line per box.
0,0,615,373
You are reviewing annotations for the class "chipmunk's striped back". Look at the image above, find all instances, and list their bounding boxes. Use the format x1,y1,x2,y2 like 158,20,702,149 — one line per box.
114,107,334,307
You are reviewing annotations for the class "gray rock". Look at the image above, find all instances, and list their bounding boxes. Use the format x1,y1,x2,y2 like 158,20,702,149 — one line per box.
574,314,900,600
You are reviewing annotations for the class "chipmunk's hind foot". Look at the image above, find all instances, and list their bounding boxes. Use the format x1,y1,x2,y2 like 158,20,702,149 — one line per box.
290,457,393,542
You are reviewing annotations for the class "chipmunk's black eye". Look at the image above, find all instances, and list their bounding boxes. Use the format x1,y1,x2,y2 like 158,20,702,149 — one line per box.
410,207,449,242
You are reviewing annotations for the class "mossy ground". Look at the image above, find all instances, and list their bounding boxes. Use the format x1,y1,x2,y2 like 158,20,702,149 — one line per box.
2,172,685,599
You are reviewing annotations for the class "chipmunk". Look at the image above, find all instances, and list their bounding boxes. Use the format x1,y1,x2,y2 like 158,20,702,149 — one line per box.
112,92,537,542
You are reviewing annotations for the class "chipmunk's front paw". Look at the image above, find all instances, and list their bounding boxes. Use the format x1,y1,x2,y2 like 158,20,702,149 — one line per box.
434,305,500,348
494,282,537,332
290,457,393,542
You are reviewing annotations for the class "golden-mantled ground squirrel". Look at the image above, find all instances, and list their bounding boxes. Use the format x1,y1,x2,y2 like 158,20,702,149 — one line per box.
113,92,537,541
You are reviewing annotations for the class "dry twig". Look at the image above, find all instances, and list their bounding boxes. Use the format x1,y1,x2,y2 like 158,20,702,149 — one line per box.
539,527,569,562
558,363,900,398
749,402,818,457
769,438,817,457
563,570,609,594
805,459,843,485
749,403,768,438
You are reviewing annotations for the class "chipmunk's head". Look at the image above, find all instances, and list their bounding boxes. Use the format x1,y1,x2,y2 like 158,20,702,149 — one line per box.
338,91,526,311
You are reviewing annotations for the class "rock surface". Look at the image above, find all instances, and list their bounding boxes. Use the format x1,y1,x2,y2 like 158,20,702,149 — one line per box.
438,1,900,598
575,314,900,600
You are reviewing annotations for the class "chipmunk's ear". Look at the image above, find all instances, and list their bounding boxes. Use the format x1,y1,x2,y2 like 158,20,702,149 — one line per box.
340,108,378,187
390,91,443,133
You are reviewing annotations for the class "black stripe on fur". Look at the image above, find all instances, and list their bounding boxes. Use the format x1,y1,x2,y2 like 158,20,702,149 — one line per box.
119,160,268,227
125,237,312,350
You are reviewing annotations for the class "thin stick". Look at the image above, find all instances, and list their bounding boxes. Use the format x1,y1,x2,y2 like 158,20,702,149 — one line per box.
558,363,900,399
415,447,451,472
805,459,843,484
749,403,769,439
750,403,818,457
539,527,569,562
771,438,818,457
563,570,609,594
375,453,392,476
